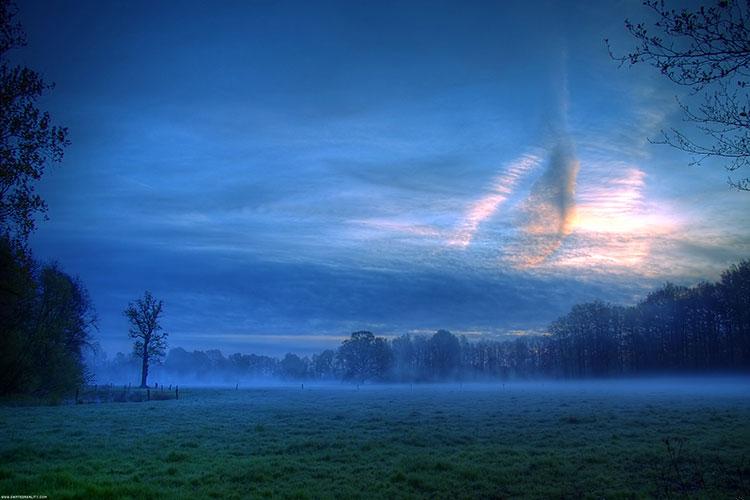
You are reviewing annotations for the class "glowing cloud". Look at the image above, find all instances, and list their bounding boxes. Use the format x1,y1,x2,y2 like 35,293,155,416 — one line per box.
549,165,678,275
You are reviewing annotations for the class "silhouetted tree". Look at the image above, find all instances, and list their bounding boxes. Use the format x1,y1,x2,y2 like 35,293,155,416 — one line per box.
311,349,337,379
390,334,417,382
720,260,750,364
279,353,309,380
338,331,390,382
428,330,461,380
0,236,35,394
609,0,750,190
34,265,96,390
0,243,95,396
124,291,167,388
0,0,70,243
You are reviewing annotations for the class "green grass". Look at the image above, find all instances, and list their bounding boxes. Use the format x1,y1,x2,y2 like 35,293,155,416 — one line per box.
0,383,748,498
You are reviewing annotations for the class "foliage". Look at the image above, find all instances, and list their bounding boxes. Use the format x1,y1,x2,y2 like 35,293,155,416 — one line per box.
279,353,308,380
338,331,391,383
428,329,461,380
609,0,750,190
547,260,750,377
124,291,167,388
0,0,70,242
0,236,95,397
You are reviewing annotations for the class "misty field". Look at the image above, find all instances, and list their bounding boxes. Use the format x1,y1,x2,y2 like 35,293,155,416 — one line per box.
1,381,749,499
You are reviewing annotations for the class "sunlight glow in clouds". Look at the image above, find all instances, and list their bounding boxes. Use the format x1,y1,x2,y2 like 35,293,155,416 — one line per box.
341,143,680,281
540,164,678,275
574,167,649,234
441,142,678,277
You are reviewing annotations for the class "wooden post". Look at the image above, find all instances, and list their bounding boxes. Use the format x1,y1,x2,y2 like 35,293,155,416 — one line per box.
235,383,238,390
175,386,179,400
147,389,150,401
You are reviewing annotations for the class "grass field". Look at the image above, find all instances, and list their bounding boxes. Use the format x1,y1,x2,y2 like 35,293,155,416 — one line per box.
1,380,749,499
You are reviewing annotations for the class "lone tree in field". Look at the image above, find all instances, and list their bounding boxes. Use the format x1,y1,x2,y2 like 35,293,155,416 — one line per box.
608,0,750,190
0,0,70,243
124,291,167,388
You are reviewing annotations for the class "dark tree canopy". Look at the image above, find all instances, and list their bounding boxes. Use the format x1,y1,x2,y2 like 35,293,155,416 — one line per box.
428,329,461,380
0,237,96,397
338,331,391,382
124,291,168,388
609,0,750,190
279,353,308,380
0,0,69,243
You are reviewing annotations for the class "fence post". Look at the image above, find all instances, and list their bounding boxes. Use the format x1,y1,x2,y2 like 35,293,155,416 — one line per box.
175,385,179,400
147,389,150,401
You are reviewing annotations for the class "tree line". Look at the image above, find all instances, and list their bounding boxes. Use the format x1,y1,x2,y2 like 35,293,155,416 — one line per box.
91,260,750,384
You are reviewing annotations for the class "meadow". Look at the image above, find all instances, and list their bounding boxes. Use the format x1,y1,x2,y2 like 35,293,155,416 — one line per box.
0,380,748,499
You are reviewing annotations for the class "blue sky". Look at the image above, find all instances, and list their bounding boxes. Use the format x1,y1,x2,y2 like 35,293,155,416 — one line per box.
16,0,750,356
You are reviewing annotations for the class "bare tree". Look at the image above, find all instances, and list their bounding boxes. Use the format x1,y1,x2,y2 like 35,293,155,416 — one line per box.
608,0,750,190
124,291,167,388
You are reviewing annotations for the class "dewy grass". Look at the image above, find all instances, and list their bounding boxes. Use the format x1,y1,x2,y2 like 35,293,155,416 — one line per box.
0,383,748,499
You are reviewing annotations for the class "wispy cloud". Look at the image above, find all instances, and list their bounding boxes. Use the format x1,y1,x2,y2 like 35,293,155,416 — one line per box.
346,217,444,239
449,153,541,247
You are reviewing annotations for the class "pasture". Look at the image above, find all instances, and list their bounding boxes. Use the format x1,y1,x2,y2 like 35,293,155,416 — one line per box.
1,380,749,498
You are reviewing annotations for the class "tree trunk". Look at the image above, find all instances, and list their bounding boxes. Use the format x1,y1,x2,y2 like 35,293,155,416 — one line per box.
140,341,149,388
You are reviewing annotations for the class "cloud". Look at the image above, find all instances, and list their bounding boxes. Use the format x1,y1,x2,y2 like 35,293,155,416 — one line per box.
511,138,580,267
449,153,541,248
26,0,750,358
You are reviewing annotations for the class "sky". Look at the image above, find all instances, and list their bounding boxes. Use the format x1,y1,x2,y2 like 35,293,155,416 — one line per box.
15,0,750,356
